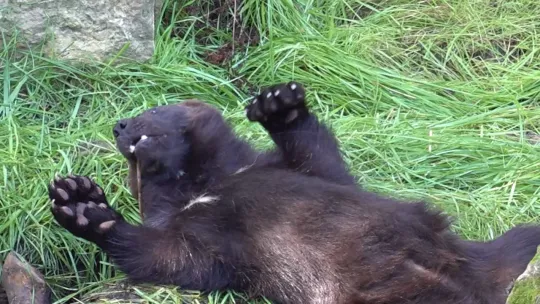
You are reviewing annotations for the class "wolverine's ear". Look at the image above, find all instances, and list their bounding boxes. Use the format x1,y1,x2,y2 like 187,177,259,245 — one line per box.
177,101,228,147
178,100,221,123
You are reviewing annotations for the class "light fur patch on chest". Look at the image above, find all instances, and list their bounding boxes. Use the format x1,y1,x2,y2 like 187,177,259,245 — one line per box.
183,194,219,211
233,163,256,175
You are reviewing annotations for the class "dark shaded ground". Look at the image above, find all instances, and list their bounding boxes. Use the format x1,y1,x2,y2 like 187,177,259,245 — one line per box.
162,0,259,66
161,0,260,93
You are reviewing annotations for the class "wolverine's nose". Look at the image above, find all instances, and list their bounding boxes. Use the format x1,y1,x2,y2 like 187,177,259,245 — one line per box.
113,119,129,138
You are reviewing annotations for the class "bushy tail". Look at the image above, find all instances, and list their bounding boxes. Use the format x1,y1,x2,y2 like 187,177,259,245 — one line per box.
464,225,540,291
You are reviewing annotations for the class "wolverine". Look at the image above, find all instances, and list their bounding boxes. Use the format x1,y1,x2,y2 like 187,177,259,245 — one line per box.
49,81,540,304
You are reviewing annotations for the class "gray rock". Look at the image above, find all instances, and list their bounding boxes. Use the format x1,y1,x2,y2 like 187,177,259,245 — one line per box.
155,0,164,22
0,0,158,62
0,252,51,304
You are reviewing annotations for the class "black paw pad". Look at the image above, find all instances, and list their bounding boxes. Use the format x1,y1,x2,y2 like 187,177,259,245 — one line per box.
48,175,122,244
246,82,307,124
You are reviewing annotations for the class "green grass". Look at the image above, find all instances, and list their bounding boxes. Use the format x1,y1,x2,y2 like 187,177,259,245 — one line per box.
1,0,540,302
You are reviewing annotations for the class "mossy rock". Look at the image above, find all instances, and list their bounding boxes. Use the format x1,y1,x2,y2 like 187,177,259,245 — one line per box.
507,246,540,304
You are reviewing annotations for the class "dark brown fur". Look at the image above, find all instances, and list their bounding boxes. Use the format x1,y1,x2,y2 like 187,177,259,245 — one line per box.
49,82,540,304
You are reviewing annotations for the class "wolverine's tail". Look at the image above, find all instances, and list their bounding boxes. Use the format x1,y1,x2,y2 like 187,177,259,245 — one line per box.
465,225,540,291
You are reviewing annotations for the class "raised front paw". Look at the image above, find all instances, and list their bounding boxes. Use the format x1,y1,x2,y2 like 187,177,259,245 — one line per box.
246,82,307,126
48,175,123,245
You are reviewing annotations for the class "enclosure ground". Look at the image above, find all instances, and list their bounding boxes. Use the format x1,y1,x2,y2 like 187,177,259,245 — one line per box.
1,0,540,302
